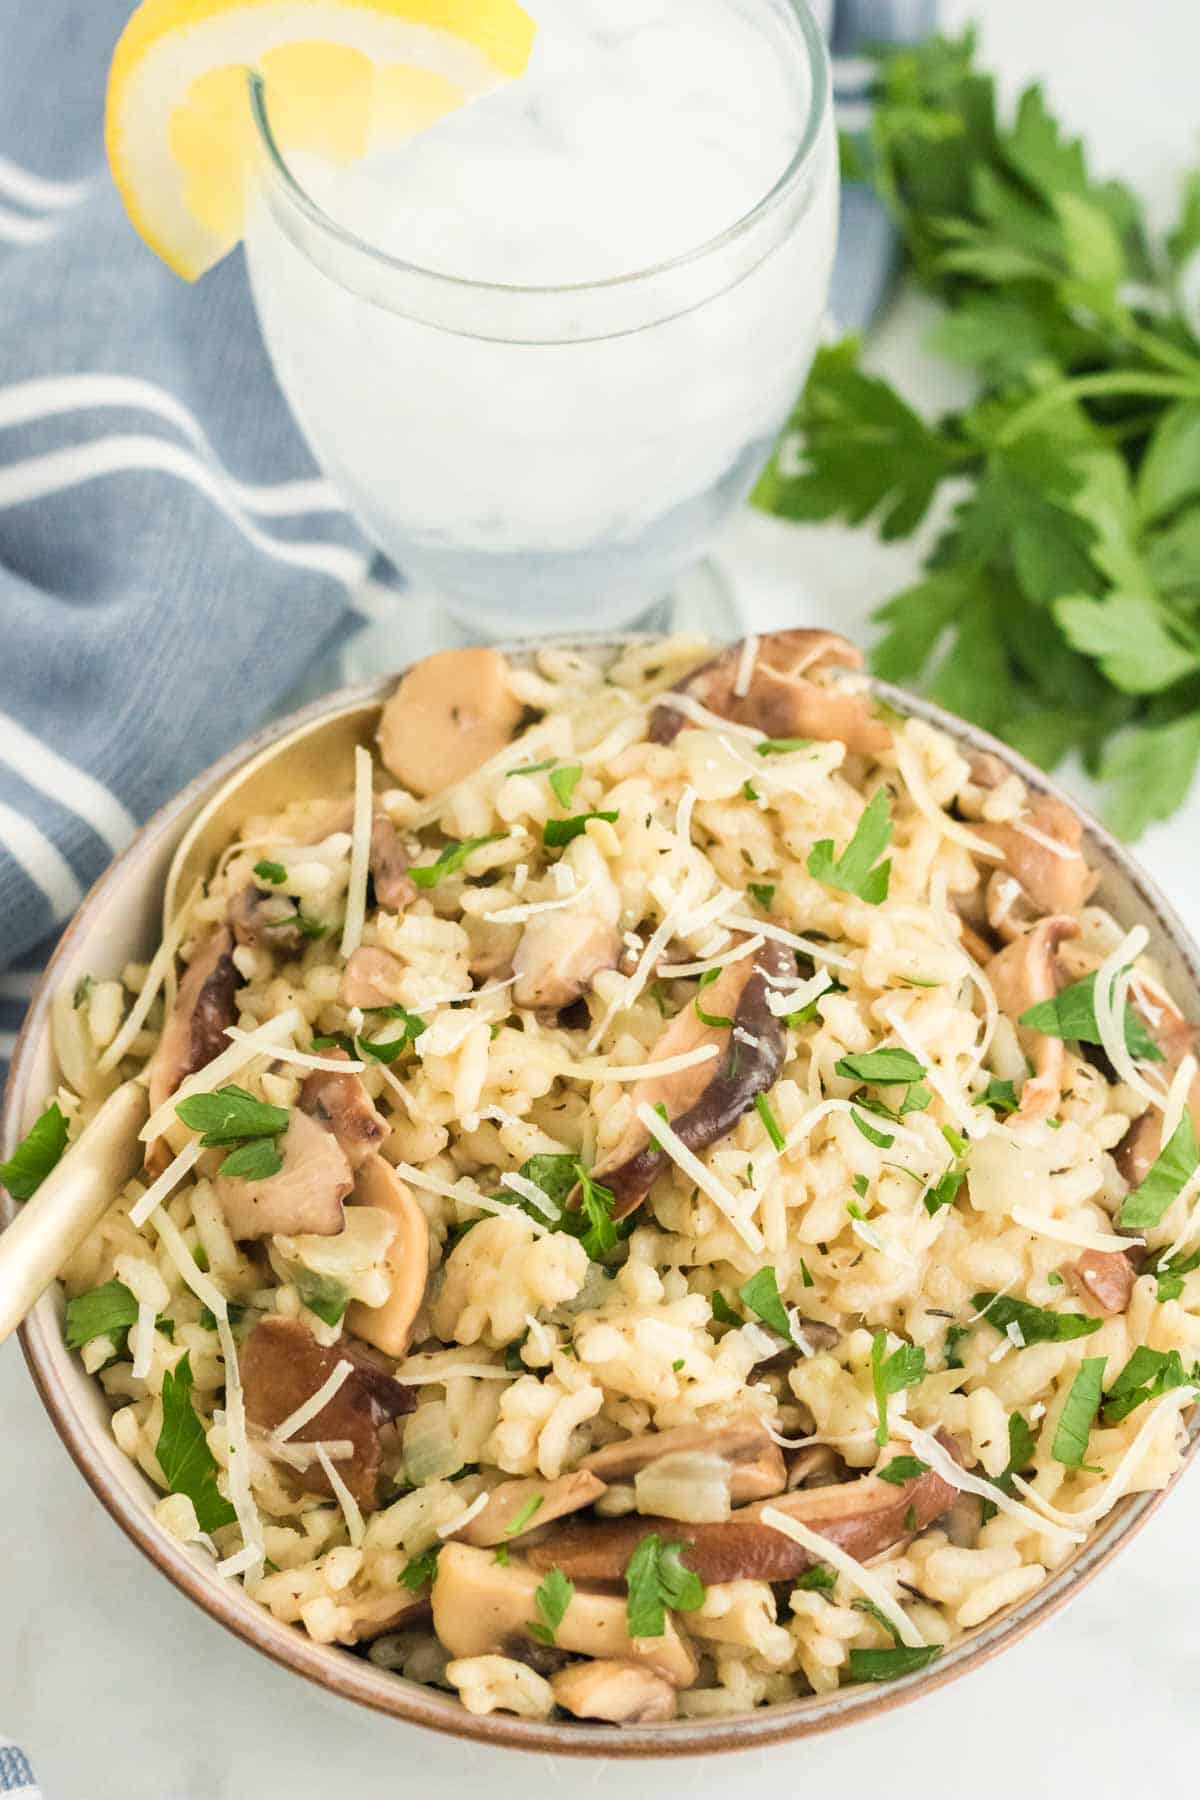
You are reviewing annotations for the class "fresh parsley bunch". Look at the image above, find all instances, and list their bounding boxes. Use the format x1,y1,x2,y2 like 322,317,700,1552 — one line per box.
754,28,1200,837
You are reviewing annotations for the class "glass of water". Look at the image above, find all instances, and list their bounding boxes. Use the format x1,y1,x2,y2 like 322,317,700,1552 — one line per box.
243,0,837,642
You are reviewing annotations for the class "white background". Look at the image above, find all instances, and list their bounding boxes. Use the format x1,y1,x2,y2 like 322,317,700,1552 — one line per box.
4,2,1200,1794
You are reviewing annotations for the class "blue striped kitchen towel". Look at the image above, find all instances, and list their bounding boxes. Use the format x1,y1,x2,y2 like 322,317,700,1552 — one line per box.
0,0,932,1087
0,1739,39,1800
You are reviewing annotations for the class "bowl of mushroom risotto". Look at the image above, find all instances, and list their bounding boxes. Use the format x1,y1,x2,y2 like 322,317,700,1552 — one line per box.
5,630,1200,1754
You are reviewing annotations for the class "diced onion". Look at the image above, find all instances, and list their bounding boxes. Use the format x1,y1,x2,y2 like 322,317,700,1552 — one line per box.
634,1451,732,1523
403,1401,462,1485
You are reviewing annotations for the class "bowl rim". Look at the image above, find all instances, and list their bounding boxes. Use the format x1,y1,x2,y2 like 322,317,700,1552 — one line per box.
6,636,1200,1757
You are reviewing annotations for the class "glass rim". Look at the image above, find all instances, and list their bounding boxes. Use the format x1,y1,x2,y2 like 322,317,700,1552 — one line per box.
246,0,831,302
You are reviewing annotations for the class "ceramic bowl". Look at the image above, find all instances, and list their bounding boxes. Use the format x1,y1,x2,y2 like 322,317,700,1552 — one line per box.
4,641,1199,1756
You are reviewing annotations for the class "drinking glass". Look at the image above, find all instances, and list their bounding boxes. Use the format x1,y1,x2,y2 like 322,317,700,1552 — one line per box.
242,0,837,645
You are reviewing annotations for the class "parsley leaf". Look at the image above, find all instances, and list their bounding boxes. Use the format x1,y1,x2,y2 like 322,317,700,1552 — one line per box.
747,882,775,910
356,1005,426,1063
835,1048,926,1085
156,1351,237,1533
794,1564,836,1592
694,969,734,1029
1019,972,1164,1062
870,1333,926,1446
399,1547,440,1590
1150,1244,1200,1304
970,1292,1102,1345
528,1566,574,1645
976,1078,1020,1114
542,812,618,849
807,790,893,904
64,1279,139,1349
848,1645,943,1682
994,1412,1037,1494
624,1535,705,1639
1102,1345,1198,1423
756,737,813,755
711,1291,741,1327
548,764,583,809
877,1455,930,1486
254,860,287,885
503,1495,544,1539
175,1085,289,1145
409,835,507,888
754,1092,786,1151
1118,1114,1199,1230
0,1101,69,1201
1052,1356,1107,1468
851,1108,894,1149
293,1270,349,1328
218,1139,282,1181
738,1267,793,1341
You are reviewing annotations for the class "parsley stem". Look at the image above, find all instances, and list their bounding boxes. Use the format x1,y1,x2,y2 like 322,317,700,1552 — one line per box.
1123,321,1200,383
997,371,1200,447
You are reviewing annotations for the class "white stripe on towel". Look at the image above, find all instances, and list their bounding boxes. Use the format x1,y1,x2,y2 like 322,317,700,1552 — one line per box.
0,800,83,917
0,206,63,247
0,375,346,517
0,713,137,854
0,435,367,585
0,155,91,211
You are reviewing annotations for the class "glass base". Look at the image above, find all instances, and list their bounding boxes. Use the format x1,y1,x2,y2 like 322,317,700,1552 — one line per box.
319,554,746,692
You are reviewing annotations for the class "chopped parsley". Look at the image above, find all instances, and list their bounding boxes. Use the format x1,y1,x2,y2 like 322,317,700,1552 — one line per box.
399,1547,440,1590
1150,1244,1200,1303
409,834,507,888
293,1270,349,1328
870,1332,926,1446
711,1291,741,1326
356,1004,427,1064
742,781,760,802
548,763,583,809
738,1266,793,1341
794,1564,836,1592
807,789,892,905
503,1153,620,1262
1052,1356,1107,1469
175,1085,289,1145
944,1323,969,1369
800,1258,815,1289
1118,1114,1199,1230
848,1645,943,1682
64,1279,139,1350
747,882,776,910
624,1535,705,1639
876,1455,930,1486
1019,972,1164,1062
756,736,813,755
528,1566,574,1645
754,1092,786,1151
976,1078,1020,1115
694,968,734,1029
994,1413,1037,1497
503,1495,545,1539
1102,1345,1199,1423
542,811,619,849
506,757,556,777
835,1047,926,1085
218,1139,283,1181
970,1292,1102,1345
851,1108,894,1148
254,860,287,885
156,1351,237,1533
0,1101,69,1202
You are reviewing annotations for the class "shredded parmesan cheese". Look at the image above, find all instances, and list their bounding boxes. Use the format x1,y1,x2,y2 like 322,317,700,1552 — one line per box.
1009,1207,1143,1254
268,1438,355,1473
140,1007,303,1142
559,1043,720,1086
634,1101,764,1252
215,1544,262,1579
723,914,852,970
96,879,202,1073
222,1027,366,1075
894,1422,1083,1544
658,935,764,979
733,634,759,697
500,1171,562,1220
339,744,373,961
1160,1053,1198,1152
653,691,765,742
393,1162,550,1236
484,882,593,926
765,969,832,1018
1093,926,1164,1110
1011,818,1080,860
1011,1388,1197,1529
128,1137,204,1228
149,1206,231,1318
389,1357,517,1385
675,784,698,847
217,1310,265,1567
758,1506,925,1648
131,1300,156,1380
437,1491,491,1538
316,1442,365,1546
893,737,1003,860
272,1359,355,1444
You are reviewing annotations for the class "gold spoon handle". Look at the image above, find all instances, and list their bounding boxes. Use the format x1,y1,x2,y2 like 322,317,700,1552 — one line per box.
0,1081,149,1347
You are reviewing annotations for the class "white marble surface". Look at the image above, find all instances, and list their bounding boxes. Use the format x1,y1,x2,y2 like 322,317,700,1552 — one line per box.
5,1,1200,1793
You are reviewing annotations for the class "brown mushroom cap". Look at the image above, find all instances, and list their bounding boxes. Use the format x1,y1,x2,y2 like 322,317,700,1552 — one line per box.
594,937,793,1219
345,1156,430,1359
144,927,242,1175
972,795,1097,921
242,1316,415,1511
985,915,1080,1122
216,1108,352,1239
648,630,889,756
431,1543,698,1687
228,886,308,956
1064,1248,1136,1318
370,815,417,913
377,648,524,798
453,1470,607,1547
580,1417,786,1506
551,1659,678,1724
299,1049,389,1172
340,946,408,1011
527,1446,958,1585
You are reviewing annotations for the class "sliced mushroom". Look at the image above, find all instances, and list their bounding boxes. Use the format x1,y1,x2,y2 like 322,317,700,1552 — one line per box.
527,1444,957,1585
784,1444,842,1490
972,795,1097,926
242,1315,415,1511
299,1048,388,1171
512,839,622,1012
370,815,418,913
144,927,242,1174
648,630,890,756
346,1157,430,1359
454,1470,607,1547
216,1108,351,1240
377,648,524,798
580,1418,785,1506
340,946,408,1010
346,1591,433,1644
432,1543,697,1687
985,915,1081,1122
1114,1110,1165,1188
594,937,793,1219
1115,990,1200,1187
1064,1248,1137,1318
550,1660,678,1725
227,885,308,956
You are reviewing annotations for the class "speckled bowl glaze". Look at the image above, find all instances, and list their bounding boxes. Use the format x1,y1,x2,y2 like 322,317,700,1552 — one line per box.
4,638,1199,1756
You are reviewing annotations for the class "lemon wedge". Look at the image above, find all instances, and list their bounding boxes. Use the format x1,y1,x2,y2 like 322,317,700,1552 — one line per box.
105,0,536,280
